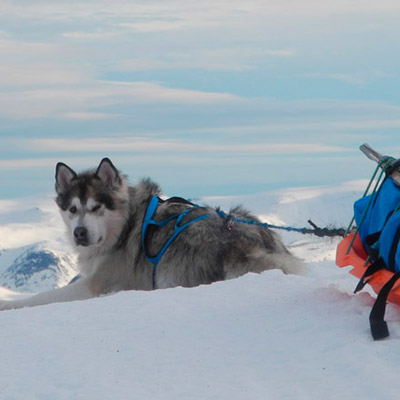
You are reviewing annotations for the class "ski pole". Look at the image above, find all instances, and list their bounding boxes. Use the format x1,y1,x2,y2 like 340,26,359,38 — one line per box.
360,143,400,186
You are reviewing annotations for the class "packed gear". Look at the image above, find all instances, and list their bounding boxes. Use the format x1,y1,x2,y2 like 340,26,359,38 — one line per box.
336,144,400,340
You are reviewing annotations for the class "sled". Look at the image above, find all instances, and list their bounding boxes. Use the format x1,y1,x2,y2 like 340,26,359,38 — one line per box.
336,233,400,305
335,143,400,306
335,144,400,339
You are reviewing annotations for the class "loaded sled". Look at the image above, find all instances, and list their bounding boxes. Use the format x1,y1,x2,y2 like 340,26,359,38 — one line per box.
336,144,400,340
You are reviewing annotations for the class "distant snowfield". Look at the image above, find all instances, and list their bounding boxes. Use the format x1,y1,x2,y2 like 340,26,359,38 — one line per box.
1,181,400,400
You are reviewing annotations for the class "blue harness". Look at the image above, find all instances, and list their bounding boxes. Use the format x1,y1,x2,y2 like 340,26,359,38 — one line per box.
141,195,339,288
141,196,214,288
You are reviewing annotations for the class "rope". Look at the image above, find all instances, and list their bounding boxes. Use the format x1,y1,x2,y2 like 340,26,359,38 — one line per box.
217,210,345,237
264,220,345,237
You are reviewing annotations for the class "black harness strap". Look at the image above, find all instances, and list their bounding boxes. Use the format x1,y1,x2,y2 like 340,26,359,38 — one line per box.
364,231,382,260
370,272,400,340
389,224,400,270
354,258,386,294
161,196,195,206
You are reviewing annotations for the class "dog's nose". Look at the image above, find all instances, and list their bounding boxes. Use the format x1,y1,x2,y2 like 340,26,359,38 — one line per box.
74,227,88,245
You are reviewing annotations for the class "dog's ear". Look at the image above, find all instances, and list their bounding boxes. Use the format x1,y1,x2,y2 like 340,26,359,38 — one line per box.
55,162,77,193
95,158,121,189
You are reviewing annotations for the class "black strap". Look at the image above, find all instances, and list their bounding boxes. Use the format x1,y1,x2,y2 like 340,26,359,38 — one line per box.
162,196,195,206
388,224,400,270
364,210,396,261
364,232,382,260
369,272,400,340
354,258,386,294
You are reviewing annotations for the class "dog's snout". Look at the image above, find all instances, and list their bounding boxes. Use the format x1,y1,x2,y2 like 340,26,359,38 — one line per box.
74,227,88,245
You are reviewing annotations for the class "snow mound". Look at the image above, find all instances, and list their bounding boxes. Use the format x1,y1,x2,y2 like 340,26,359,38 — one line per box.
1,268,400,400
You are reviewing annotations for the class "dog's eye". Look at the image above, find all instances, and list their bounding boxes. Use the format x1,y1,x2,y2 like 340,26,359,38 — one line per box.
69,206,77,214
91,204,101,212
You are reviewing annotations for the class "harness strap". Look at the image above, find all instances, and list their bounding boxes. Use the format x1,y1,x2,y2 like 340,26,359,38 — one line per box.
161,196,195,206
353,258,386,294
370,272,400,340
142,196,213,288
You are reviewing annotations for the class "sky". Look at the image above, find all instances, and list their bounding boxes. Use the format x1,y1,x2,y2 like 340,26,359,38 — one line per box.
2,0,400,199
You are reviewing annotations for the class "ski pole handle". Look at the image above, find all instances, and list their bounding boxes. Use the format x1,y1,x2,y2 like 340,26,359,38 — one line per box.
360,143,400,186
359,143,385,164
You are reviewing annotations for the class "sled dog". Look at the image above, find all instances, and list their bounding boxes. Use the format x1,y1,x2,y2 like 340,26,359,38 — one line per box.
0,158,303,309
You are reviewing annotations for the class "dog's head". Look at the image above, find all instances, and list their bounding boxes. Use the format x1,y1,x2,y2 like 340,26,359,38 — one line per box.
55,158,129,251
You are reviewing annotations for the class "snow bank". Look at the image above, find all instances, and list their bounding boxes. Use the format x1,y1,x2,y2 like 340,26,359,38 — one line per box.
1,264,400,400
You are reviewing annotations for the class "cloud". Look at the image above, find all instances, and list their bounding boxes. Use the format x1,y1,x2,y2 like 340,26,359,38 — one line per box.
0,35,244,119
61,30,121,40
59,112,121,120
0,63,88,88
0,199,19,214
3,1,400,28
26,137,185,153
0,37,56,56
0,1,245,31
296,73,367,86
0,158,56,169
187,119,400,136
0,81,239,119
116,48,295,72
0,38,88,88
23,136,349,155
292,71,397,86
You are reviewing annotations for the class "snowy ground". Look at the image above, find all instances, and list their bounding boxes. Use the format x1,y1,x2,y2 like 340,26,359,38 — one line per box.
1,181,400,400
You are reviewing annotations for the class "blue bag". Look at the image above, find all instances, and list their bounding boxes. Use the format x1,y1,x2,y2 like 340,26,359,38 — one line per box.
354,176,400,272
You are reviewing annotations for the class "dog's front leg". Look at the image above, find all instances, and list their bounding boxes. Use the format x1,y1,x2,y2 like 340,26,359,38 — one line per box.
0,277,94,310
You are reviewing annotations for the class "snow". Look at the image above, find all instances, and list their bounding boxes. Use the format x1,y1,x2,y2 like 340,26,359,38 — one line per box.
1,181,400,400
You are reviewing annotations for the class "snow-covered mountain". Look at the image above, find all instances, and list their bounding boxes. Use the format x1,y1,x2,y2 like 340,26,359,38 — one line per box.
0,195,78,292
0,244,77,292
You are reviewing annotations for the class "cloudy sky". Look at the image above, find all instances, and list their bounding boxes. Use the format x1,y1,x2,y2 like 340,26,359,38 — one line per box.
2,0,400,199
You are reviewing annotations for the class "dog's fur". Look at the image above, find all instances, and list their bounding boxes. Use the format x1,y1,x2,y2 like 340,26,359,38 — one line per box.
0,159,303,309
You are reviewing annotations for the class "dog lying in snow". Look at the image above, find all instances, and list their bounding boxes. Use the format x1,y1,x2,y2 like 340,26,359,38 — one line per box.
0,158,303,309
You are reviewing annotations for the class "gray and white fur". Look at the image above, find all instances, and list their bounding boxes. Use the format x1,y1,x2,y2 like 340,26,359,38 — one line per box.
0,158,303,309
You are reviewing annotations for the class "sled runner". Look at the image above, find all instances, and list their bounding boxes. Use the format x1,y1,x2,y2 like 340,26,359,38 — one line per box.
336,144,400,340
